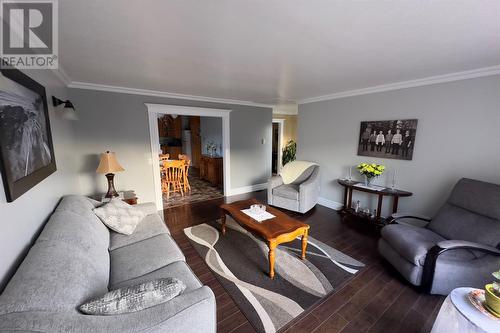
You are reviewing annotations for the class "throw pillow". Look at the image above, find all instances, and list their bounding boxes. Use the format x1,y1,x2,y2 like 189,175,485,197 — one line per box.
79,277,186,315
93,198,146,235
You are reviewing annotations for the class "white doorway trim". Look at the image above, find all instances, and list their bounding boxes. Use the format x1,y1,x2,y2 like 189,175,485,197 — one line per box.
146,104,231,210
272,118,285,174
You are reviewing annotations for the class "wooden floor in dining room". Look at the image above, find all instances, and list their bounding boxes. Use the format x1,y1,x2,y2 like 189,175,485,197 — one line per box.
162,190,445,333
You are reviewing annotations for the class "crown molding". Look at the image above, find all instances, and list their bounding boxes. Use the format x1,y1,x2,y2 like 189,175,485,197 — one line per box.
66,81,273,108
52,64,500,107
298,65,500,104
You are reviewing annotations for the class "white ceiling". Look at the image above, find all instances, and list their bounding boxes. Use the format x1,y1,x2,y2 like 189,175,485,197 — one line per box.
59,0,500,105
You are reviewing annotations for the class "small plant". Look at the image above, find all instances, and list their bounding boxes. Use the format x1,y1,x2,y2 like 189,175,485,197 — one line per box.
282,140,297,166
492,269,500,297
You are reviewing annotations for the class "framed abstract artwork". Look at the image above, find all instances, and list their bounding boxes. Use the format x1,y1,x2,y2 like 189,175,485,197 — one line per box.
357,119,418,161
0,65,56,202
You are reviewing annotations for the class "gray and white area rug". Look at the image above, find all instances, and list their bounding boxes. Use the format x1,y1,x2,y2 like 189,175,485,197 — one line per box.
184,217,364,333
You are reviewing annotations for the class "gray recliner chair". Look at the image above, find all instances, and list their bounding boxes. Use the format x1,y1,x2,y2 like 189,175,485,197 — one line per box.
378,178,500,295
267,164,320,213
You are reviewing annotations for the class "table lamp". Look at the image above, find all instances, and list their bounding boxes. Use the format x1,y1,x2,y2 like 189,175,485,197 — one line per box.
96,151,124,198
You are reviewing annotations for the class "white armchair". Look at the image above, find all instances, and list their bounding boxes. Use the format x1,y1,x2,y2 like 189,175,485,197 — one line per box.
267,165,320,213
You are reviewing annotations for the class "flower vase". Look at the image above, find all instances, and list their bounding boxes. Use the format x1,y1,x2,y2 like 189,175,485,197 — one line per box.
364,176,373,187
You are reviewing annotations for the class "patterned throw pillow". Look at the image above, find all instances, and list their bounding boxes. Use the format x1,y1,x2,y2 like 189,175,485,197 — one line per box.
93,198,146,235
79,278,186,315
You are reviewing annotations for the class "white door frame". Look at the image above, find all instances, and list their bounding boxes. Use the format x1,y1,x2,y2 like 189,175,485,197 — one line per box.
146,103,231,210
272,118,285,173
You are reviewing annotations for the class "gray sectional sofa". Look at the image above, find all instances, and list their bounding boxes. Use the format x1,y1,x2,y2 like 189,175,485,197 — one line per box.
0,195,216,333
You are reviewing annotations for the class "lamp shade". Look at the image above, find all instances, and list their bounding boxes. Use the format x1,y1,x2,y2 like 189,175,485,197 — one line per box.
96,151,125,174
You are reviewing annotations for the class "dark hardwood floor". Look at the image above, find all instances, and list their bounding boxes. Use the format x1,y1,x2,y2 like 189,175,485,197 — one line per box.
162,190,445,333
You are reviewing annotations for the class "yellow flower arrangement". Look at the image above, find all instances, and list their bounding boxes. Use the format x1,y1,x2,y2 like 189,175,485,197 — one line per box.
357,162,385,179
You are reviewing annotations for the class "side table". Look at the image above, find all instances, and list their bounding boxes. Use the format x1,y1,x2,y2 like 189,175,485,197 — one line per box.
122,196,138,205
431,287,499,333
90,190,138,205
337,179,412,225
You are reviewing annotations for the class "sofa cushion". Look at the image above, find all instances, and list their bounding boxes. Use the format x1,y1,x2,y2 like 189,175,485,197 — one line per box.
94,198,146,235
428,203,500,248
273,184,299,200
109,214,169,251
381,224,444,266
79,278,186,315
134,202,160,216
55,195,101,215
0,241,109,315
447,178,500,221
109,234,185,285
110,261,202,292
38,210,110,252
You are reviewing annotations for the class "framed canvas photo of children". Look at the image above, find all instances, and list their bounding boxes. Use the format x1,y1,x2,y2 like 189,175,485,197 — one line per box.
357,119,418,160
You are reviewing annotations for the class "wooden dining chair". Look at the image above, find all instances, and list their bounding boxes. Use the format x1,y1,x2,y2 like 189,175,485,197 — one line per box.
161,160,185,199
178,155,191,192
159,154,170,162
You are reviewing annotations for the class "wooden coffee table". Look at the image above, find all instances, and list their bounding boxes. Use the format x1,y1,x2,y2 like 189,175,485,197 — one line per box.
220,199,310,279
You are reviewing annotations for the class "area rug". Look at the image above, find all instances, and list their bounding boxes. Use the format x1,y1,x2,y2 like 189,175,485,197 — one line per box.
184,217,364,333
162,176,223,209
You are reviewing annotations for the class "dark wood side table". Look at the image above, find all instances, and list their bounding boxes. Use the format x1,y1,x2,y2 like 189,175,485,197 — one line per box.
122,196,138,205
200,155,223,188
90,190,138,205
337,179,412,225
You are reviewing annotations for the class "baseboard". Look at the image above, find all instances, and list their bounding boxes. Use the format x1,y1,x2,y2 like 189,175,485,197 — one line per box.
318,197,343,211
228,183,267,196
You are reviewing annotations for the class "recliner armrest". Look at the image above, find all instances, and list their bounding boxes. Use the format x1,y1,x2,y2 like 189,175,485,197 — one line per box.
436,240,500,256
421,239,500,293
388,212,432,225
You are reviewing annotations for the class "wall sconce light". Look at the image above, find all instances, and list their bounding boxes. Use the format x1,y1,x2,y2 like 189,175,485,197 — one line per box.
52,96,78,120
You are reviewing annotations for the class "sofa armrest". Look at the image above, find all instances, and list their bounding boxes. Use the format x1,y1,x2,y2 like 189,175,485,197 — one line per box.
268,175,284,189
134,202,159,216
420,240,500,293
436,240,500,256
298,168,320,213
388,212,432,225
0,287,216,333
268,176,284,205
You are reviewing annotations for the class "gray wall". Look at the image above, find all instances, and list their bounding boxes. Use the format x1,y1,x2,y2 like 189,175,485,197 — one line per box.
0,70,78,291
69,89,272,202
298,75,500,216
200,116,223,156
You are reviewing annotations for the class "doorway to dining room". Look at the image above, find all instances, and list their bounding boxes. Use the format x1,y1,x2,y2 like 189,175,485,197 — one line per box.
271,118,284,175
147,104,231,210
